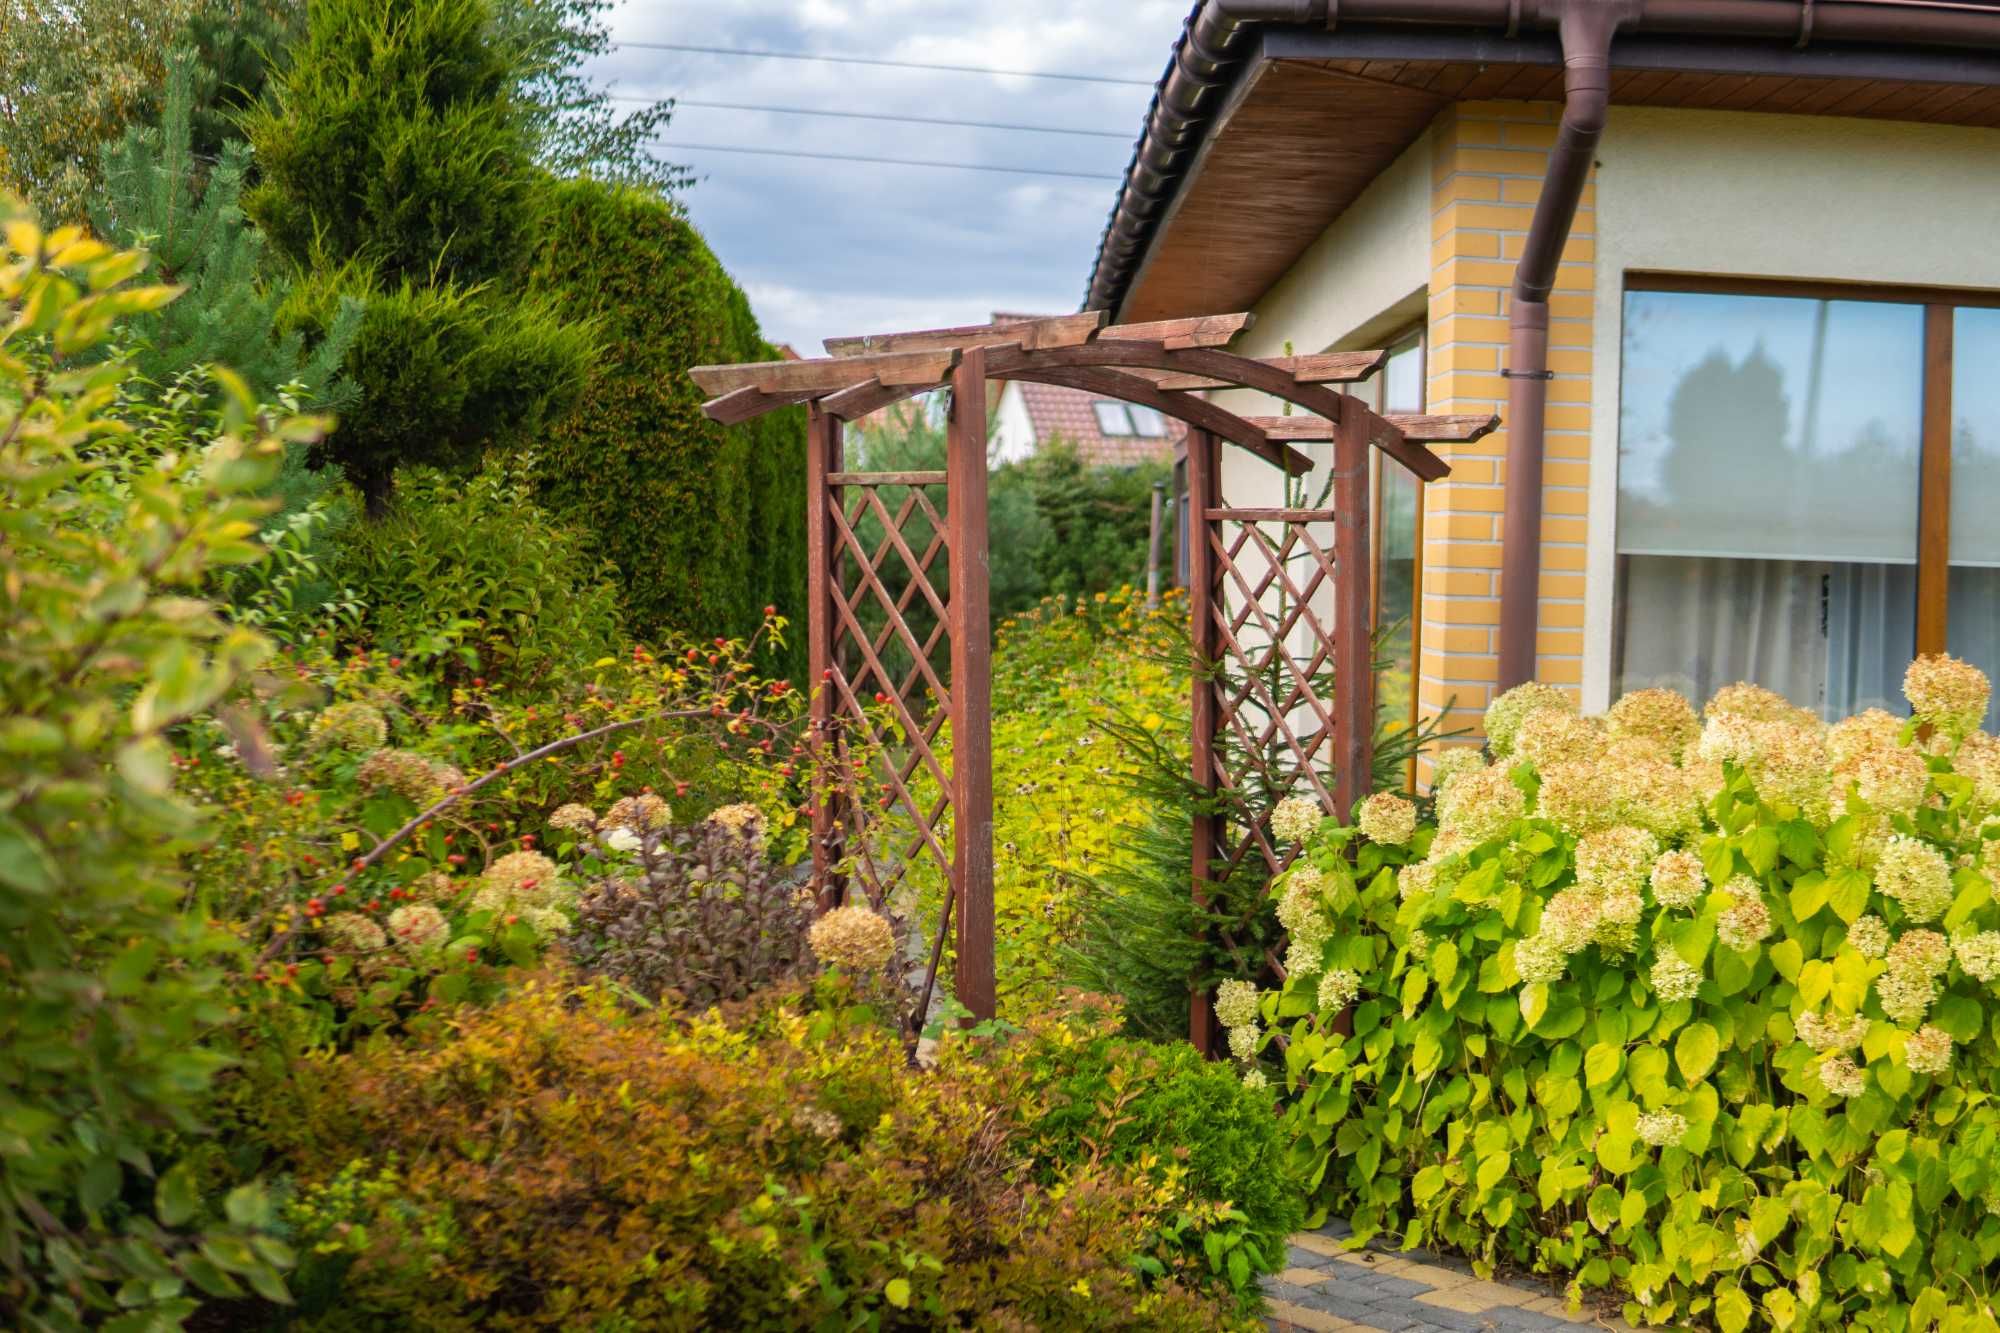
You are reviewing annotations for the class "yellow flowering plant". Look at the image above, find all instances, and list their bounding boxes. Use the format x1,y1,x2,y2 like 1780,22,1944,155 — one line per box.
1259,658,2000,1331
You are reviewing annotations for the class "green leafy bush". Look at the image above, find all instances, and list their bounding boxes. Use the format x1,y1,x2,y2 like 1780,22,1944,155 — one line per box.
0,201,292,1328
1248,659,2000,1330
526,176,806,678
322,461,623,687
230,980,1266,1330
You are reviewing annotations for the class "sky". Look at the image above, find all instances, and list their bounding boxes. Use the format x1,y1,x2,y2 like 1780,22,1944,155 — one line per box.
583,0,1194,355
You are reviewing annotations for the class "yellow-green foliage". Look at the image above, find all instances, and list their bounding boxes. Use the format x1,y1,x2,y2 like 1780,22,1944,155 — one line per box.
527,177,807,680
244,979,1266,1330
1257,662,2000,1331
900,588,1190,1014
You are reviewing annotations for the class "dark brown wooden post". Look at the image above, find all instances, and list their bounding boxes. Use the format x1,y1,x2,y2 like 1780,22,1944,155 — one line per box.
1333,394,1376,821
1186,427,1221,1053
806,405,844,909
946,347,996,1021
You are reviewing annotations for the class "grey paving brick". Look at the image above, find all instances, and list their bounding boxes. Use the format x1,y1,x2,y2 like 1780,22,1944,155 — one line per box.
1289,1282,1402,1324
1481,1308,1579,1332
1342,1270,1435,1300
1285,1242,1337,1270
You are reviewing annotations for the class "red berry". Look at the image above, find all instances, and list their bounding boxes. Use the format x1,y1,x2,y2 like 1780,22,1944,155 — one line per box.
389,657,402,668
331,883,347,897
465,947,479,962
472,677,486,688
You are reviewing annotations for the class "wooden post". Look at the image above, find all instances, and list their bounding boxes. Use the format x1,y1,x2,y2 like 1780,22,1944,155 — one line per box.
1333,394,1376,821
806,406,844,910
946,347,996,1022
1186,428,1221,1054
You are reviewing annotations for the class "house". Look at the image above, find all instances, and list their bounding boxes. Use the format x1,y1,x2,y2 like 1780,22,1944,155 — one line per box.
985,313,1186,466
1087,0,2000,746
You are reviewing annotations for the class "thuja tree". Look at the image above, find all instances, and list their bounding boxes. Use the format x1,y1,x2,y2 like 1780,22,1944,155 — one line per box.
242,0,594,514
0,201,294,1326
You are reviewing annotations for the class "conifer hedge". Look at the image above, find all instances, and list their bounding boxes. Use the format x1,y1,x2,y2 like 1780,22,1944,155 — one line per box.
529,178,806,679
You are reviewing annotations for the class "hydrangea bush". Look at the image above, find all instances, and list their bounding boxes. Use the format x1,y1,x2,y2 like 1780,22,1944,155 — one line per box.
1251,656,2000,1330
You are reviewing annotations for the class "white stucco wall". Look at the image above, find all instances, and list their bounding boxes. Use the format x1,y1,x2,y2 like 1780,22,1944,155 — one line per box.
1584,107,2000,709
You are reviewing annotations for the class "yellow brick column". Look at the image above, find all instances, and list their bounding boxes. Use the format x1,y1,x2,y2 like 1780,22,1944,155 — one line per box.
1421,101,1596,754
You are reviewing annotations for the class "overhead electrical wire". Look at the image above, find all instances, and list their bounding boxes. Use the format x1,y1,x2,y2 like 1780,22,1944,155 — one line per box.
648,141,1121,181
610,41,1155,87
613,96,1132,140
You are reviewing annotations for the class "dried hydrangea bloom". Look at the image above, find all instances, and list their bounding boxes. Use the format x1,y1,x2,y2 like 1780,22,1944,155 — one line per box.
1485,681,1575,759
1575,826,1660,895
1875,835,1953,923
603,793,672,832
1593,893,1644,954
1611,756,1702,839
1241,1067,1270,1091
1696,712,1761,769
792,1106,843,1139
1828,708,1906,768
1270,794,1324,845
1852,745,1929,816
483,851,562,904
387,904,450,956
1953,930,2000,982
1876,967,1937,1027
1406,929,1431,956
516,906,571,940
1535,759,1619,837
1515,932,1567,984
357,748,455,804
1317,968,1361,1012
1429,746,1488,795
1649,952,1702,1002
1905,653,1991,736
310,700,388,752
1539,887,1601,954
1213,978,1260,1029
807,904,898,972
548,803,598,833
1398,860,1440,902
1285,861,1326,900
1887,928,1952,978
1846,915,1891,959
1438,767,1527,847
1513,707,1609,770
1716,884,1773,952
1708,681,1813,726
1650,849,1707,910
1904,1024,1954,1076
1283,936,1325,977
1356,791,1418,846
1683,756,1729,802
321,911,386,953
1795,1011,1868,1053
1227,1023,1261,1062
1816,1055,1866,1098
1636,1110,1688,1148
707,802,767,845
1607,687,1701,761
1954,731,2000,806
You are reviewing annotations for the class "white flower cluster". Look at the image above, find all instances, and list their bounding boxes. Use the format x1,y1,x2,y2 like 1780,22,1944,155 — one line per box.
1270,795,1325,845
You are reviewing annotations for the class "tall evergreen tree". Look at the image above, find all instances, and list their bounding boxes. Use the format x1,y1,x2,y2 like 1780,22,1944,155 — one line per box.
242,0,595,515
93,46,358,406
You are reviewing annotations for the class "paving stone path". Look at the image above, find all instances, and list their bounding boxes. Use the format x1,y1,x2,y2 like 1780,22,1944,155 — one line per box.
1264,1222,1641,1333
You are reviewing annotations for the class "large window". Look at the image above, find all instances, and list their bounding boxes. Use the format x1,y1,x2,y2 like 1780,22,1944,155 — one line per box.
1352,331,1426,758
1615,282,2000,724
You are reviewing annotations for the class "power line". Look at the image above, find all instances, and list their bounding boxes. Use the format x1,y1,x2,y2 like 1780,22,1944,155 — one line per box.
611,41,1154,87
615,96,1131,140
651,141,1121,181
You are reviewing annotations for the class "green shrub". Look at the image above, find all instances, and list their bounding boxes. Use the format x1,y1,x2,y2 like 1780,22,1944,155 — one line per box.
1248,660,2000,1330
231,980,1263,1330
242,0,594,512
526,176,806,679
323,461,623,687
0,200,291,1329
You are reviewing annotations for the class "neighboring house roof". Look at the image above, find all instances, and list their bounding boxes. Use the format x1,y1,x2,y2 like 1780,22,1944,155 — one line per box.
1006,377,1184,467
1087,1,2000,321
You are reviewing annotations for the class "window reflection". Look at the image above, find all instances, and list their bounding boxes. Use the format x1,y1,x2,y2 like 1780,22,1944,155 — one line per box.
1615,291,1922,718
1948,307,2000,729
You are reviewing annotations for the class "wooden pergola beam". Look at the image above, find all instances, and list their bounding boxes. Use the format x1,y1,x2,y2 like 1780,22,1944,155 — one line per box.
690,347,961,396
1245,412,1499,446
998,366,1310,476
1138,349,1389,392
823,311,1105,357
1100,312,1253,350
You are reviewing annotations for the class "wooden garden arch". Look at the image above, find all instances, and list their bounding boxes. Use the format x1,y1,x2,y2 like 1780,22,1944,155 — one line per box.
690,311,1490,1041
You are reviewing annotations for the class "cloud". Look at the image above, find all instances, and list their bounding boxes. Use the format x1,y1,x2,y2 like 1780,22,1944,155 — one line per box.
586,0,1189,350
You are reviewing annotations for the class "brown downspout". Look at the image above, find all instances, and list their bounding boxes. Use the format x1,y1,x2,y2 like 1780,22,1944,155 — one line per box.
1494,0,1639,690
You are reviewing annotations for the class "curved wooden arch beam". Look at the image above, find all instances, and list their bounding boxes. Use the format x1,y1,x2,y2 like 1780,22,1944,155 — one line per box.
997,366,1305,476
985,341,1449,482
